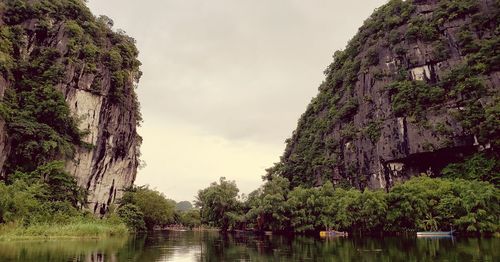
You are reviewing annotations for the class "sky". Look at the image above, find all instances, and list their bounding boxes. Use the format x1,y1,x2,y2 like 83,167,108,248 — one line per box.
86,0,387,202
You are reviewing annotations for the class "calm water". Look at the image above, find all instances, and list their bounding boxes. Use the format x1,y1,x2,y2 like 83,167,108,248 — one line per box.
0,231,498,261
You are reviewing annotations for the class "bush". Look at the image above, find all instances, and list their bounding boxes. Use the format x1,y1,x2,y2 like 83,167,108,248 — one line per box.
179,210,201,229
431,39,451,61
457,28,480,54
120,186,176,230
117,204,146,231
405,21,439,42
386,80,445,118
442,153,499,184
365,48,379,66
387,176,498,233
365,121,383,143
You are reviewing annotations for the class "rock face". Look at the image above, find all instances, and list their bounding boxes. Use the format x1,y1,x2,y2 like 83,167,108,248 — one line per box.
0,0,141,214
268,0,499,190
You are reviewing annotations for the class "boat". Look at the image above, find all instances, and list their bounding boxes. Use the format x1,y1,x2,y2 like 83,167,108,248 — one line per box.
416,231,454,237
320,230,348,237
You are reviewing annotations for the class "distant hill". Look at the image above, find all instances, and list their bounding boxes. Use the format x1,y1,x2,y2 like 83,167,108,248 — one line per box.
176,201,194,212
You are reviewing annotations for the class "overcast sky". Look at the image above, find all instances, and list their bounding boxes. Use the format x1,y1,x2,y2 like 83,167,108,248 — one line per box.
87,0,386,202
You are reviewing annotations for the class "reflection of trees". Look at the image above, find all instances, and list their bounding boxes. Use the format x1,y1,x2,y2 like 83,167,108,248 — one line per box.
0,237,128,262
198,234,499,262
0,233,497,261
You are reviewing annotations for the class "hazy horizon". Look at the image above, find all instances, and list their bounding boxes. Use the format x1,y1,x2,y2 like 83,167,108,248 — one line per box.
87,0,387,202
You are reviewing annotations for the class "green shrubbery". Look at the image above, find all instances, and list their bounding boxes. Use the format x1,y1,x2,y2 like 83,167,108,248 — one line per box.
364,120,383,143
118,186,176,231
0,161,128,238
386,80,445,118
179,209,201,229
116,204,146,232
431,39,451,61
197,175,499,234
442,153,499,184
434,0,479,22
1,46,84,172
0,0,145,173
387,176,498,233
405,19,439,42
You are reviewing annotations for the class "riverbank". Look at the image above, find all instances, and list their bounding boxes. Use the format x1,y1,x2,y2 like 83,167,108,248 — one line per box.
0,220,129,240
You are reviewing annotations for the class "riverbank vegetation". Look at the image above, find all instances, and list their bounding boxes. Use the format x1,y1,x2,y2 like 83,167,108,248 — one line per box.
0,161,128,239
0,0,146,239
0,161,201,238
196,173,499,235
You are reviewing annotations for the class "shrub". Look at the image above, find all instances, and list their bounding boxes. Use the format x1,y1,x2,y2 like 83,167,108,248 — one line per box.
120,186,176,230
365,121,383,143
442,153,499,184
117,204,146,231
457,28,480,54
365,48,379,66
431,39,451,61
386,80,445,118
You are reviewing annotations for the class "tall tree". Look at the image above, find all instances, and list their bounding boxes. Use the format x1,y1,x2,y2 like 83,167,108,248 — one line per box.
195,177,241,231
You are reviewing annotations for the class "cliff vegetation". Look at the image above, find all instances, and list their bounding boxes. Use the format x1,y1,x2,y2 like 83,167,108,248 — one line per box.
266,0,499,190
0,0,142,237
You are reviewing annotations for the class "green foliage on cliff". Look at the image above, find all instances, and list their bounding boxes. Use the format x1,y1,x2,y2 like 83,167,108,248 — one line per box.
0,0,143,236
267,0,419,188
268,0,499,191
1,46,85,172
386,80,445,118
386,0,499,146
0,0,143,174
442,153,500,184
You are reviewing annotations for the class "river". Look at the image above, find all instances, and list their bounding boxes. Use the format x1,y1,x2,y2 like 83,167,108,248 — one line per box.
0,231,497,261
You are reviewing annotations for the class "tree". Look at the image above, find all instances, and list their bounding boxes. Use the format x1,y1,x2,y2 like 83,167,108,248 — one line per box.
9,161,86,207
195,177,241,231
355,189,387,232
120,186,176,230
245,176,290,231
386,176,499,233
117,203,146,231
179,209,201,229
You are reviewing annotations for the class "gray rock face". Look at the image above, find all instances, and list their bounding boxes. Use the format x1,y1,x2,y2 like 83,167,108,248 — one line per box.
0,7,141,214
274,0,499,190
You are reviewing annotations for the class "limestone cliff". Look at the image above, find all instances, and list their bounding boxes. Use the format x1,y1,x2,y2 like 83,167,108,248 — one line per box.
0,0,141,214
268,0,499,190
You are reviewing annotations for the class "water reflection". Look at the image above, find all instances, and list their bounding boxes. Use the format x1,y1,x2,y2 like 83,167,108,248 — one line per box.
0,232,497,261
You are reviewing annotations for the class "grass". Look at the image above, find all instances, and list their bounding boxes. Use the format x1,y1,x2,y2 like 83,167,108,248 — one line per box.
0,219,129,240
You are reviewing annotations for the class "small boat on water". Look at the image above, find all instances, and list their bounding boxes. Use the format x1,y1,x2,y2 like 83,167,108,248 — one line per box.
416,231,454,237
320,230,348,237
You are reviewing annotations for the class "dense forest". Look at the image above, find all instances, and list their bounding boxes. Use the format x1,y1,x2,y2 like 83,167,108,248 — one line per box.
195,175,498,235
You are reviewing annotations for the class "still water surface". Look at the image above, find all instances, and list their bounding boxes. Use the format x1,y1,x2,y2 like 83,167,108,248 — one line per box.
0,231,497,261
